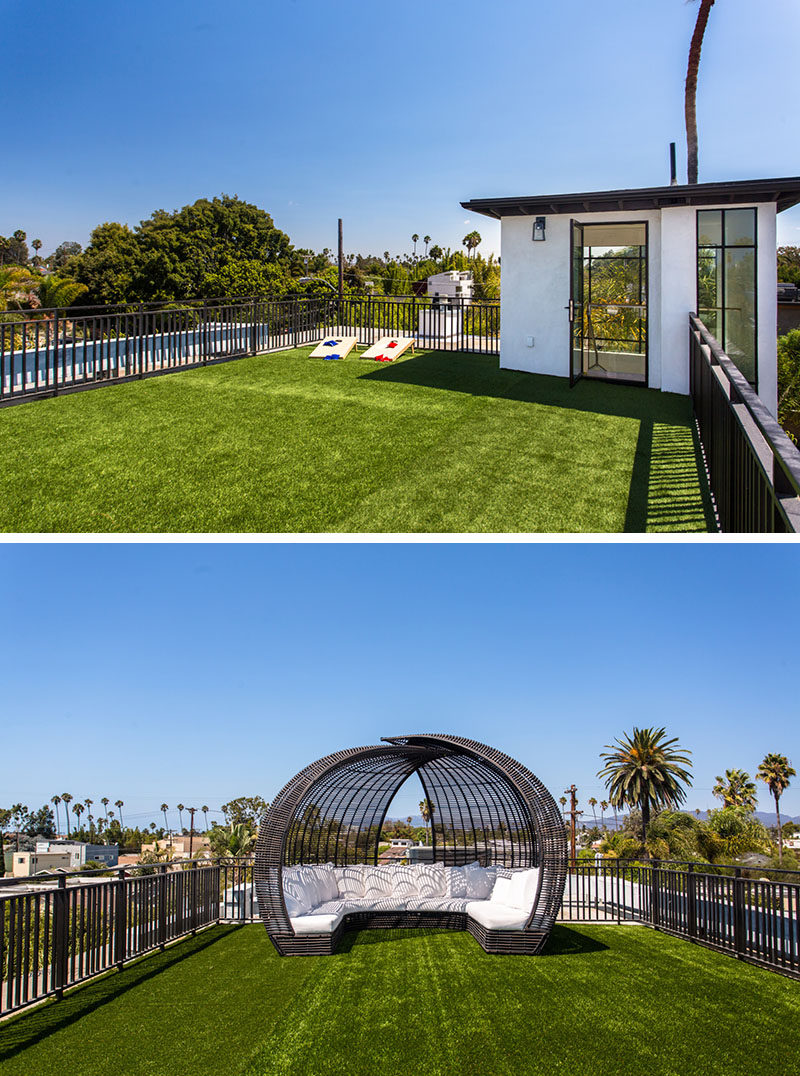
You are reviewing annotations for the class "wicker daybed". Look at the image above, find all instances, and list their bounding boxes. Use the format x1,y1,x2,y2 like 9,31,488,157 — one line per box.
254,733,567,955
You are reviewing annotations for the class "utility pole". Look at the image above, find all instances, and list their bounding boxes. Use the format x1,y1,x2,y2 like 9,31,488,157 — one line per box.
337,218,344,303
564,785,582,861
188,807,196,858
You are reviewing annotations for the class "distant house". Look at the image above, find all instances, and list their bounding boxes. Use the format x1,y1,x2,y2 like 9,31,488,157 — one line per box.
141,835,211,859
33,840,118,868
426,271,473,305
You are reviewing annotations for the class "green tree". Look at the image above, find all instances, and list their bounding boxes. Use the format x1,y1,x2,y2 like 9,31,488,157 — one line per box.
51,795,62,836
70,222,141,305
161,803,170,841
777,247,800,287
208,822,256,858
202,805,210,831
598,727,693,845
72,802,84,830
704,806,769,861
423,235,431,257
0,265,38,309
588,797,598,825
411,234,419,258
31,238,42,265
429,245,443,263
685,0,716,184
777,330,800,441
177,803,185,834
462,231,481,259
115,800,124,830
757,753,796,864
23,805,56,838
712,769,757,810
61,792,73,837
419,799,434,845
101,797,110,833
50,240,83,271
0,807,12,875
220,796,270,828
35,276,89,311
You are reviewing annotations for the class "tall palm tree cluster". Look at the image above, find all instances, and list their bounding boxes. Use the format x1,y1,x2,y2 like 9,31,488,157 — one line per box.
596,728,796,865
48,793,126,841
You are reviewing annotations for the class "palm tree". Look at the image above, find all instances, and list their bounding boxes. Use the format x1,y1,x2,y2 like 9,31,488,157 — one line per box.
72,802,84,832
598,727,693,845
177,803,185,834
51,795,62,837
0,265,38,308
757,754,796,864
712,769,758,810
202,805,209,832
419,799,434,845
61,793,73,838
31,239,42,266
685,0,716,184
588,797,598,826
84,798,93,834
114,800,124,830
411,234,419,258
101,797,110,834
423,235,431,257
462,231,481,259
600,801,609,829
559,796,567,816
35,276,88,313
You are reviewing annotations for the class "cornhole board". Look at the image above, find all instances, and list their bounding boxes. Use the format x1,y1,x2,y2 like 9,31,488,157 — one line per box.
360,336,416,362
309,336,358,360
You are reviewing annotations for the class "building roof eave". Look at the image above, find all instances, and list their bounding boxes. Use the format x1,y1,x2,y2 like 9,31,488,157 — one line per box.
460,177,800,218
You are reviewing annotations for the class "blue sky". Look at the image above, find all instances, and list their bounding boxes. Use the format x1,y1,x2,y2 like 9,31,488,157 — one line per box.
2,543,798,826
2,0,800,261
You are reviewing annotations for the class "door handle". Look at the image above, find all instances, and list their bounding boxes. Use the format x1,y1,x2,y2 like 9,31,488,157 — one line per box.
566,300,574,321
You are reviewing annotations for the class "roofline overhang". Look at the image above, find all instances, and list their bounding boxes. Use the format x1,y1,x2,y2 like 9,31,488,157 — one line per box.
461,177,800,219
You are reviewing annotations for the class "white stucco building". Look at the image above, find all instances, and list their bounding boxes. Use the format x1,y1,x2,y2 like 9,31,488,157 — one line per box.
426,270,474,305
462,178,800,416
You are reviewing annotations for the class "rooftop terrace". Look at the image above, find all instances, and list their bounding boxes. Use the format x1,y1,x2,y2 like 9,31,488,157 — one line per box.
1,922,798,1076
0,347,714,533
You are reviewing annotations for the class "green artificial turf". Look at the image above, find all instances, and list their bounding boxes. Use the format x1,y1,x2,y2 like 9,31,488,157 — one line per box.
1,925,797,1076
0,348,714,533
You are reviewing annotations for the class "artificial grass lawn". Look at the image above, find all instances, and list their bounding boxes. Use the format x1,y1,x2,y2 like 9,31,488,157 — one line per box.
0,348,714,533
1,925,798,1076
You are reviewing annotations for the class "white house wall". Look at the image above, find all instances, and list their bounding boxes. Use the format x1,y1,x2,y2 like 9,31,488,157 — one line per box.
499,203,778,415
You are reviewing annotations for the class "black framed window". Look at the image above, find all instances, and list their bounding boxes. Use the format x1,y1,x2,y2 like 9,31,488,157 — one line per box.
697,208,757,387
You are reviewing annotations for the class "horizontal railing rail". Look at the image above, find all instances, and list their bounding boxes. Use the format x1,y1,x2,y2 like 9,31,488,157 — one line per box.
689,314,800,531
0,295,500,405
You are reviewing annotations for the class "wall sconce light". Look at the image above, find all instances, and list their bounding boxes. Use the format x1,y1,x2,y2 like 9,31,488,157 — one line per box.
532,216,546,241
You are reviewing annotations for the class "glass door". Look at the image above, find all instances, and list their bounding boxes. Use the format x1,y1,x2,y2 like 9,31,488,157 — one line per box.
569,220,584,386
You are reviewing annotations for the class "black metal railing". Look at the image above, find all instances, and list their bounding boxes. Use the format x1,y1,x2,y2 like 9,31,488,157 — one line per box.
689,314,800,531
563,859,800,977
2,855,798,1016
0,295,500,405
0,857,254,1016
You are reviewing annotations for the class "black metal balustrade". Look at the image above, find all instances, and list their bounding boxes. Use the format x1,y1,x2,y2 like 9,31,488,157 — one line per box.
1,856,798,1018
0,295,500,405
690,314,800,531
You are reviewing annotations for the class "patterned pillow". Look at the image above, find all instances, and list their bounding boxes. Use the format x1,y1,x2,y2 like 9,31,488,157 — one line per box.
417,863,446,898
334,865,366,899
445,866,467,899
392,864,420,900
463,861,492,900
362,865,395,901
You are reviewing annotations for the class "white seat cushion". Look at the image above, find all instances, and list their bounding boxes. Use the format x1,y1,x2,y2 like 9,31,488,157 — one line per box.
313,897,408,915
290,911,344,934
405,897,470,913
466,900,529,931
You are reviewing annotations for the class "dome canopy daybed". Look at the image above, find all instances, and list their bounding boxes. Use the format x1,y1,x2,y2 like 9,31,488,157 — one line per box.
254,734,567,955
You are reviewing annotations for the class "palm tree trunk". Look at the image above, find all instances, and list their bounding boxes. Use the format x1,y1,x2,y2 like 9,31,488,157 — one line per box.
641,799,651,847
685,0,715,184
775,791,783,865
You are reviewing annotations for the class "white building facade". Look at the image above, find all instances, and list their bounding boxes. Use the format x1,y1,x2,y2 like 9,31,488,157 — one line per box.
462,178,800,417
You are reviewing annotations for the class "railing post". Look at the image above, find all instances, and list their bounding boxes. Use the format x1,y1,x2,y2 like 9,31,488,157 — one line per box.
650,860,660,928
114,869,127,970
733,867,745,957
158,865,167,950
52,874,68,999
202,302,209,365
687,862,697,940
52,311,60,395
190,861,198,936
250,299,258,356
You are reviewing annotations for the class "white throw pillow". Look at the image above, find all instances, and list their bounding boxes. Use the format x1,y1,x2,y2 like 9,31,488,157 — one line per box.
334,865,365,899
463,861,492,900
282,867,313,916
392,864,420,900
490,875,514,906
446,866,467,899
507,868,541,911
313,863,339,903
297,866,328,908
417,864,446,899
362,865,395,901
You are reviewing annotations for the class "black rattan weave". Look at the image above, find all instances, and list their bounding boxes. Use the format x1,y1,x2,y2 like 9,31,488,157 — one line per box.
254,734,567,955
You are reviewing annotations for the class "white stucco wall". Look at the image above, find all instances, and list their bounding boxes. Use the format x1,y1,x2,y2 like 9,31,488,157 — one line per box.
499,202,778,415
